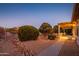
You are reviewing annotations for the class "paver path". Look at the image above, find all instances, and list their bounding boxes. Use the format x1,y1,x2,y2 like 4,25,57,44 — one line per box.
38,38,67,56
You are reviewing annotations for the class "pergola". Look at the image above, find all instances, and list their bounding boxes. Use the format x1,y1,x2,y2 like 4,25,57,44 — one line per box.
58,21,77,40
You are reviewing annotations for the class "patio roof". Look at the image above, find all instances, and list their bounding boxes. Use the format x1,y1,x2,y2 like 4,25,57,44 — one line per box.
58,21,76,28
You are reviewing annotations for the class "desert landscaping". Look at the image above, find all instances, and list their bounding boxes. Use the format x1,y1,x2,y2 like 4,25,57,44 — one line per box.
0,3,79,56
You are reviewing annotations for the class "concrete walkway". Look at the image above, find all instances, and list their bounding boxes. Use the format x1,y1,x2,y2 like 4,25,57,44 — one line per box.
38,38,67,56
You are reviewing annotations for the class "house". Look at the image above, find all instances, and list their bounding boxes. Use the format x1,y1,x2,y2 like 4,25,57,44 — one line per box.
57,3,79,40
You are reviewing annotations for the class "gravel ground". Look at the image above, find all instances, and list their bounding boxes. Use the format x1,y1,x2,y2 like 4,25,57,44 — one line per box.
0,32,57,56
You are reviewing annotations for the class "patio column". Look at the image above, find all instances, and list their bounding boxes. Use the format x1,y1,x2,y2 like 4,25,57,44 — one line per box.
72,25,76,40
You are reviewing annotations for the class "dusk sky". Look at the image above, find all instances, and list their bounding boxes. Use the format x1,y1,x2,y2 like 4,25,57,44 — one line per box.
0,3,74,28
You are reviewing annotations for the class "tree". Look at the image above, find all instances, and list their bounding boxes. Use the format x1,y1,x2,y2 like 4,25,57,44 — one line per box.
39,22,52,35
53,25,58,33
53,25,64,33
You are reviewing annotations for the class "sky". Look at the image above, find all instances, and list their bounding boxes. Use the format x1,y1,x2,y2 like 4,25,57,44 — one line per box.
0,3,74,28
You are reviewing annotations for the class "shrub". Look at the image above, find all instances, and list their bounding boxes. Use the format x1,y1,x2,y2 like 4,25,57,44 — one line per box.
48,34,56,40
0,27,5,39
6,27,18,34
18,25,39,41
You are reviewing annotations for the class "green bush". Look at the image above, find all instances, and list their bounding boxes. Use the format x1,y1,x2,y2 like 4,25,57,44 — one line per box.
48,34,56,40
18,25,39,41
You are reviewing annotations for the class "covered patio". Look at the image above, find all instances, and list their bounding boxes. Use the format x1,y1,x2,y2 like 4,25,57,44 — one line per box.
58,21,77,40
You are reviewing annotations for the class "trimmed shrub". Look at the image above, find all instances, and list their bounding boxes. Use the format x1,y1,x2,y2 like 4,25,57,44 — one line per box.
18,25,39,41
